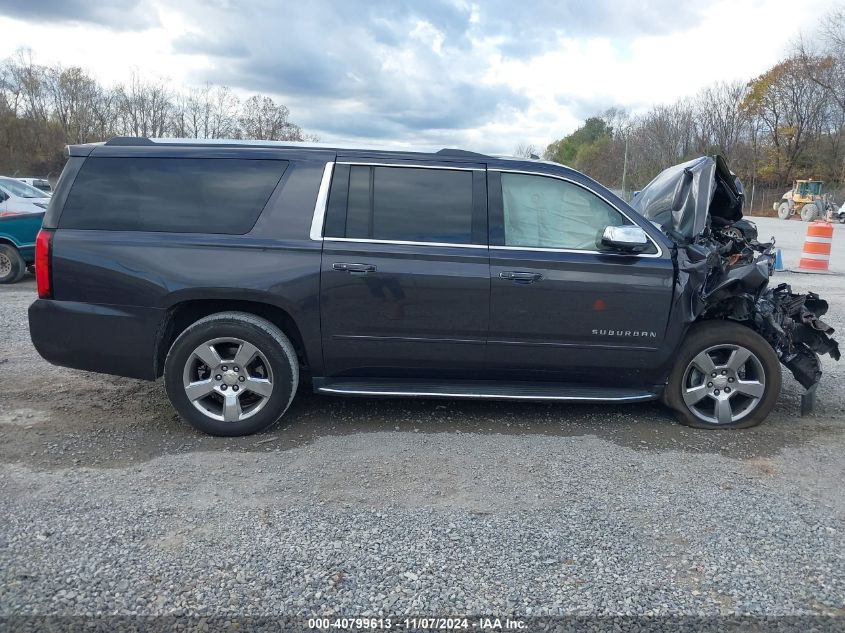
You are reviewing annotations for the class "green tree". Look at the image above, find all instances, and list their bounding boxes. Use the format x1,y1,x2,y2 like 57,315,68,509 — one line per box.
544,116,612,165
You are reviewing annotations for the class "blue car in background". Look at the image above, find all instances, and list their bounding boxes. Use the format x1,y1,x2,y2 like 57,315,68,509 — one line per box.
0,210,44,283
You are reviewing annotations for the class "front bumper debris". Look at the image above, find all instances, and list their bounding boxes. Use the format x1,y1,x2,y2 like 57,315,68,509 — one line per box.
754,283,840,389
675,234,840,394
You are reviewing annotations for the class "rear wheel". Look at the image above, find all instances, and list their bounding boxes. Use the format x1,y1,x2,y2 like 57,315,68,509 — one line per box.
777,202,791,220
665,321,781,429
164,312,299,436
0,244,25,284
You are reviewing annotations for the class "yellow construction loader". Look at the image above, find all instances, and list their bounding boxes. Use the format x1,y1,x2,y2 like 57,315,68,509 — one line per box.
774,179,836,221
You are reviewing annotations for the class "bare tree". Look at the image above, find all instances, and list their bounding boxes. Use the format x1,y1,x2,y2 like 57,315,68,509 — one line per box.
0,49,316,175
514,142,539,158
115,71,173,138
207,85,240,138
8,49,49,123
238,95,305,141
795,8,845,181
799,9,845,113
46,66,107,144
172,83,241,139
630,100,697,180
743,57,828,184
693,81,749,162
90,88,120,141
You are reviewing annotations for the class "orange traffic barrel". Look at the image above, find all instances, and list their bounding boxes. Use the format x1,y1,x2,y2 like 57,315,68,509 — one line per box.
795,220,834,273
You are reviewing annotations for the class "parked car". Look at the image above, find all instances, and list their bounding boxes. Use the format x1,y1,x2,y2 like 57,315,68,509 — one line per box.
0,209,44,283
16,177,52,194
0,176,52,215
28,138,840,435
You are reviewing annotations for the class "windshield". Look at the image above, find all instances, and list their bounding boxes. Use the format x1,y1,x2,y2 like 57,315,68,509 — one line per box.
0,177,49,198
797,181,823,196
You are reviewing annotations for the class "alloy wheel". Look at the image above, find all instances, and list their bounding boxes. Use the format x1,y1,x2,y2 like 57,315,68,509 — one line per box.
182,337,274,423
681,344,766,425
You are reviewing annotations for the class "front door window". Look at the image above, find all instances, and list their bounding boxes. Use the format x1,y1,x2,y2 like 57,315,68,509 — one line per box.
500,172,631,251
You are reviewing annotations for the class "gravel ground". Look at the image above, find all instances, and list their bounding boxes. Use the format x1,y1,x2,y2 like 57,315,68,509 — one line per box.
1,216,845,629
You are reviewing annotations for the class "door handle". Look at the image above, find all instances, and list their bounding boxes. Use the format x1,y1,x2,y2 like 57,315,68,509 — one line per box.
499,271,542,284
333,262,376,273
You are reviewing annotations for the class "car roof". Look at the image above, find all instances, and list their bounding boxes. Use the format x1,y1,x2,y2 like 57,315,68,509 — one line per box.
68,136,561,170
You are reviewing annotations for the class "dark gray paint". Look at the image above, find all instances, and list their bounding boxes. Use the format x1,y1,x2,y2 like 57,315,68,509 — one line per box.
30,140,694,396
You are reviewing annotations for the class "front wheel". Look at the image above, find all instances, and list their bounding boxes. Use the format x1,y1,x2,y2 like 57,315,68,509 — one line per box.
665,321,782,429
721,226,743,241
164,312,299,436
0,244,26,284
801,203,819,222
777,202,791,220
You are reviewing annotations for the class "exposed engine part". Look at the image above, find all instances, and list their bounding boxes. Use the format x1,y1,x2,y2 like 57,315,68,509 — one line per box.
712,217,758,243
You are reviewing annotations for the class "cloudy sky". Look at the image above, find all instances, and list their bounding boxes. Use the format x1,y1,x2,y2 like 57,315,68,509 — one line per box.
0,0,833,153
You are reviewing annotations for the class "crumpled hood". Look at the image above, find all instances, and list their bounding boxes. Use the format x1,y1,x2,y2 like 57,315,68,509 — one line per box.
632,155,744,240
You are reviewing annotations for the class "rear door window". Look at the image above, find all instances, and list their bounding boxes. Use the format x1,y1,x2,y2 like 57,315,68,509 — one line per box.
60,157,287,234
327,165,475,244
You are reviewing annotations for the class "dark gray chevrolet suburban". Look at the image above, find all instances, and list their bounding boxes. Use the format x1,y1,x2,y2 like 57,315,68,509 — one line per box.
28,138,840,435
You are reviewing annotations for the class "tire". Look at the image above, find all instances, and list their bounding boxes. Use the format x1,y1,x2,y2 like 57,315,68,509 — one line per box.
164,311,299,436
777,202,791,220
664,321,781,429
722,226,743,241
0,244,25,284
800,203,818,222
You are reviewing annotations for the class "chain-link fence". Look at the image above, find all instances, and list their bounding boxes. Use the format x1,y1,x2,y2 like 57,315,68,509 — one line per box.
745,187,784,217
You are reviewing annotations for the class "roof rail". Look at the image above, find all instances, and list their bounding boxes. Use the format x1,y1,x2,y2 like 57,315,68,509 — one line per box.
436,148,488,158
101,137,496,159
105,137,155,146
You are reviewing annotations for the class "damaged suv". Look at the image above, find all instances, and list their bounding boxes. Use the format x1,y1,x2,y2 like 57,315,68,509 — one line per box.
29,138,839,435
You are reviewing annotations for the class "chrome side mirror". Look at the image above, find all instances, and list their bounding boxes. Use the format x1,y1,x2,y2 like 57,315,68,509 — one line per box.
600,225,650,253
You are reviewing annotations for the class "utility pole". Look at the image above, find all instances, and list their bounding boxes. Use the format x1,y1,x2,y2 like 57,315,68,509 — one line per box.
621,135,628,199
749,174,755,214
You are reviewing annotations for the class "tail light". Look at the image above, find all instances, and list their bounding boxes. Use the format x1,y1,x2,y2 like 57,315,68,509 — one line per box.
35,229,54,299
0,211,25,217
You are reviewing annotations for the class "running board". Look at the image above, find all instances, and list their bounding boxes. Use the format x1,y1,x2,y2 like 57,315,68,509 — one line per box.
314,378,658,402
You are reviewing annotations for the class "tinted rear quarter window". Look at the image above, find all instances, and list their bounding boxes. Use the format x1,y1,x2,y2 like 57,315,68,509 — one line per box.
60,157,287,234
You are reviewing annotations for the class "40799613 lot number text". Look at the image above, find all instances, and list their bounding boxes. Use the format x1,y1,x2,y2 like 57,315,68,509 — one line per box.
308,617,527,630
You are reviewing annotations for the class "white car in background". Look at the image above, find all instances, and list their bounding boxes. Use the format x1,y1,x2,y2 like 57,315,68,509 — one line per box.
0,176,51,216
16,177,52,194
